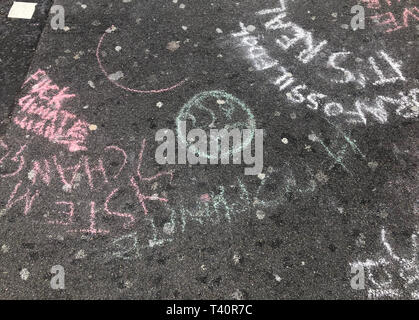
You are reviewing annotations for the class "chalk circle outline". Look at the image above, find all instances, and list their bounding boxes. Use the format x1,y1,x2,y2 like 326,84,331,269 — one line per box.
96,26,187,94
176,91,256,160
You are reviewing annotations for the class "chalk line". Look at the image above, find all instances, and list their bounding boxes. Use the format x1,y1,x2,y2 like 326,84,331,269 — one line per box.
96,27,187,94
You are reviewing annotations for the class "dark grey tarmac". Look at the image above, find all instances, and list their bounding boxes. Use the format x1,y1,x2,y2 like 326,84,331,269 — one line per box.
0,0,417,299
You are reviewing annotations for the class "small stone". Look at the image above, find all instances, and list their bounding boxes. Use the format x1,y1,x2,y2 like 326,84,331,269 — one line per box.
20,268,30,280
246,25,256,32
216,28,223,34
108,71,124,81
233,253,241,264
28,169,35,181
256,210,265,220
88,80,95,89
105,25,117,33
231,289,244,300
315,171,329,183
1,244,9,254
75,249,86,259
163,223,174,235
89,124,98,131
281,138,289,144
308,133,318,142
368,162,378,170
274,274,282,282
167,41,180,52
62,184,72,193
258,173,266,180
156,102,163,108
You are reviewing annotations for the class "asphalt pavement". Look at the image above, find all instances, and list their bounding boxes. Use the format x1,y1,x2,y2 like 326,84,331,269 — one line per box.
0,0,418,299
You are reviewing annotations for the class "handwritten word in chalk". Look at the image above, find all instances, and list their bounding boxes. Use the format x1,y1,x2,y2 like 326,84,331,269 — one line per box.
229,2,418,125
106,164,318,260
361,0,419,33
350,227,418,299
0,138,172,235
13,70,90,152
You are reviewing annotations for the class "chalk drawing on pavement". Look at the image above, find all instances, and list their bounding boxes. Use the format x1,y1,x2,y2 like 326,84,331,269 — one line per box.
96,26,187,94
13,69,90,152
350,226,419,299
227,1,418,125
176,91,256,159
361,0,419,33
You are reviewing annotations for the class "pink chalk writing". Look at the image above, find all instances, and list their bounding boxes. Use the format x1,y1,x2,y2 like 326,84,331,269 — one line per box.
48,201,74,226
69,201,110,235
104,188,135,229
6,180,39,216
0,138,173,236
53,155,82,191
30,160,51,185
361,0,419,32
362,0,401,9
14,69,90,152
84,157,109,190
104,146,127,179
130,176,168,216
200,193,211,202
137,139,173,182
0,143,27,178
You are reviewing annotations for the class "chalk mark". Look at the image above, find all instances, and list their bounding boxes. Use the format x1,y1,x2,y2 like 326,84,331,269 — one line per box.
96,27,187,94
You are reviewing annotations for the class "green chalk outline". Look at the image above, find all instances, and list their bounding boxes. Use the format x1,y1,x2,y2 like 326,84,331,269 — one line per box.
176,91,256,160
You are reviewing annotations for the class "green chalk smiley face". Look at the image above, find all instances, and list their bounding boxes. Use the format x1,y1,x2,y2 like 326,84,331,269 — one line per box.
176,91,256,160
